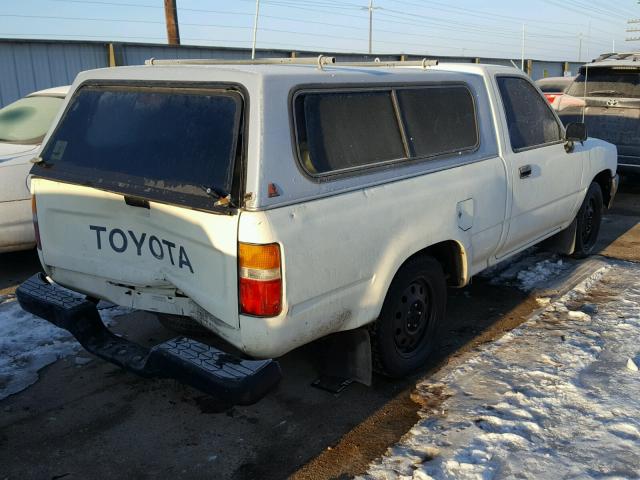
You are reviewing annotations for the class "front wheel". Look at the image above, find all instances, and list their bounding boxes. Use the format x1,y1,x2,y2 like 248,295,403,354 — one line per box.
370,256,446,378
572,182,603,259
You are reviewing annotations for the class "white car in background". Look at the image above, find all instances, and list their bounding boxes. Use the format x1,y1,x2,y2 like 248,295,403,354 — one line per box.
0,86,69,253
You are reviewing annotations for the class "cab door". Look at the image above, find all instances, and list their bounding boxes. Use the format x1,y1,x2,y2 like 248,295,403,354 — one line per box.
493,75,583,258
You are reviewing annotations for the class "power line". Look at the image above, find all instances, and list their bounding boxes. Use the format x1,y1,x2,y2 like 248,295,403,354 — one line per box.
2,12,602,56
385,0,599,28
13,0,622,61
49,0,616,49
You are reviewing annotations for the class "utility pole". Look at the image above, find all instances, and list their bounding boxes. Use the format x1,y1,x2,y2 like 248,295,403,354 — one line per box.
164,0,180,45
626,19,640,43
361,1,379,55
521,24,525,71
578,33,583,62
587,21,591,60
369,0,373,54
251,0,261,59
624,3,640,43
368,0,377,54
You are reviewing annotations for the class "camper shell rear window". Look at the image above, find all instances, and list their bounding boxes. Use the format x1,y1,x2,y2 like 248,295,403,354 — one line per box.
37,84,244,212
566,67,640,98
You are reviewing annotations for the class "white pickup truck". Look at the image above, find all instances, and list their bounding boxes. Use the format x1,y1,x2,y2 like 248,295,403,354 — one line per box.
17,58,618,404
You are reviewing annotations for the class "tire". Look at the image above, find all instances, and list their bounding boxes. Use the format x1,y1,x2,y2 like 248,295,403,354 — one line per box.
572,182,603,259
157,313,212,337
370,256,447,378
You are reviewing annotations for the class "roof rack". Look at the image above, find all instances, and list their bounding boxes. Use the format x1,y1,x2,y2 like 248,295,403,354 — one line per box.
145,55,438,70
592,52,640,62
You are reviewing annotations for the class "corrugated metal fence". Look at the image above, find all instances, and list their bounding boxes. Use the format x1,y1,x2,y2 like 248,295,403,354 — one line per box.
0,38,583,107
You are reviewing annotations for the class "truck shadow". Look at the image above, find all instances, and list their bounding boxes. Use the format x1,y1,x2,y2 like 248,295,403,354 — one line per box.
0,249,41,296
591,178,640,261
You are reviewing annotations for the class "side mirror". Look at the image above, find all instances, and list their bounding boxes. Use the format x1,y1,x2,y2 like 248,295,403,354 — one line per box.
565,122,587,142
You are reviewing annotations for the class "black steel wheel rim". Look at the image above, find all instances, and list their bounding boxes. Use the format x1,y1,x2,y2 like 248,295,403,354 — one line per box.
392,278,433,358
581,196,596,246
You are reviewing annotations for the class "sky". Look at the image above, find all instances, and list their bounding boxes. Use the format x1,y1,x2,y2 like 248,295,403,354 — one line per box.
0,0,637,62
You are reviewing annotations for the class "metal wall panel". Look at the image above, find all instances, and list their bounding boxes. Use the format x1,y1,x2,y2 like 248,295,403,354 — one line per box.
0,40,106,106
531,60,564,80
480,57,517,68
565,62,582,77
0,38,586,107
120,44,287,65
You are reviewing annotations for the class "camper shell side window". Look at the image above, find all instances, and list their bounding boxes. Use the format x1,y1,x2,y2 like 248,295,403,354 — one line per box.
292,83,479,179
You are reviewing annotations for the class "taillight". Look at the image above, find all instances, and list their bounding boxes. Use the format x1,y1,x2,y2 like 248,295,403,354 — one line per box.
544,93,558,104
238,242,282,317
32,195,42,250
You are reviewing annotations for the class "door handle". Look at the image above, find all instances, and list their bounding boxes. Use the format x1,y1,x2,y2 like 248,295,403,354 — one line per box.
519,165,532,179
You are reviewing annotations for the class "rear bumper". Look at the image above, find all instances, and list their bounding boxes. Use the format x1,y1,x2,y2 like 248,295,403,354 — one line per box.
16,273,281,405
618,163,640,174
618,154,640,167
618,154,640,175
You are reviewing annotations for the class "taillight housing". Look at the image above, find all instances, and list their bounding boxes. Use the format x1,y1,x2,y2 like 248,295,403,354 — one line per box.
32,195,42,250
238,242,282,317
544,93,559,104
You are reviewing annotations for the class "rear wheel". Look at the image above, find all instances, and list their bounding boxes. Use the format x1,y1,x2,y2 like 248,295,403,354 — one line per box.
572,182,603,259
157,313,211,337
370,256,446,377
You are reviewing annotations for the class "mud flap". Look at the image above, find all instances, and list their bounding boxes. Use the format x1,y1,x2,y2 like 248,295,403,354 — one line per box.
541,218,577,256
312,328,372,393
16,273,281,405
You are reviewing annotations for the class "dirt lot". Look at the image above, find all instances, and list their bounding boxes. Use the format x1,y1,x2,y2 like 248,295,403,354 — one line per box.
1,180,638,480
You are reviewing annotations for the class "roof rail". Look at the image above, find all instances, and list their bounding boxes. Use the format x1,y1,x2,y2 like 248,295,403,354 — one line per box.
145,55,336,68
339,59,438,69
145,55,438,70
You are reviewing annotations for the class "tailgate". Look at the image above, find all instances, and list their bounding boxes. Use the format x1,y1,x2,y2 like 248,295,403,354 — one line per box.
34,178,240,327
583,100,640,150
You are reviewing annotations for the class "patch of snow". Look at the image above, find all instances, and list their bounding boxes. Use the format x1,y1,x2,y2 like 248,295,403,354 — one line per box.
515,258,567,291
567,310,591,321
482,251,570,292
360,261,640,479
0,299,129,400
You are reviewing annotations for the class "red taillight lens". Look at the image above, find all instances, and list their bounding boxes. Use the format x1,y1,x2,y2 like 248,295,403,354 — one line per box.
238,243,282,317
239,278,282,317
32,195,42,250
544,93,558,104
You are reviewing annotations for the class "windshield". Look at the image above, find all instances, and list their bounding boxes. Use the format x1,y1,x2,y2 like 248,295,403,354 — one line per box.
38,85,243,211
0,95,64,144
566,68,640,98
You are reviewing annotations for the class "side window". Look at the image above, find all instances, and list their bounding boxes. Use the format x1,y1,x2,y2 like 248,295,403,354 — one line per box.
396,86,478,158
294,91,405,175
497,76,562,151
